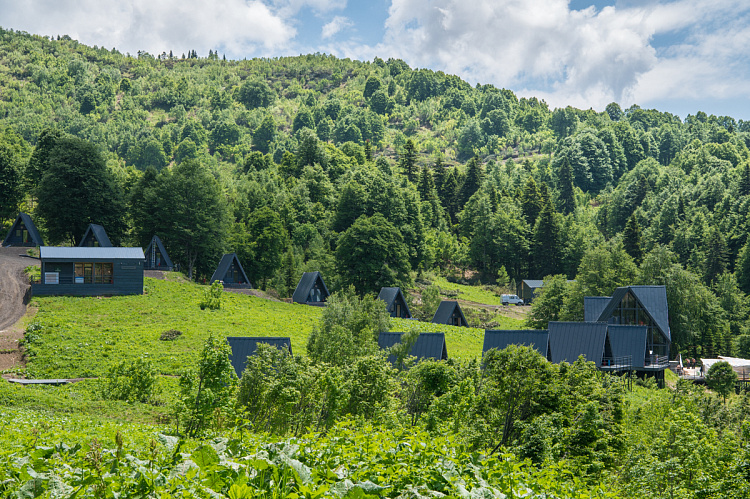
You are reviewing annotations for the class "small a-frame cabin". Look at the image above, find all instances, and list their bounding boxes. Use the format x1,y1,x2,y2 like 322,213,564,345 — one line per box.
482,329,551,360
378,332,448,364
431,300,468,327
144,235,173,271
226,336,292,378
292,271,330,306
378,287,411,318
79,224,112,247
2,212,44,247
210,253,251,288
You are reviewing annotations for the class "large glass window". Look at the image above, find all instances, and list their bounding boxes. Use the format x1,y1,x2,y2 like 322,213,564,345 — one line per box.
75,262,113,284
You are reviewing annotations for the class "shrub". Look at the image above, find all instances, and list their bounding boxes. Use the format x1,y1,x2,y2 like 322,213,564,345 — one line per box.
159,329,182,341
199,281,223,310
104,357,158,403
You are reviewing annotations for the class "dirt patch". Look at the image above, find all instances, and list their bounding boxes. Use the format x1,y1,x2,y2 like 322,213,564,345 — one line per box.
144,270,167,280
0,247,39,372
223,287,283,302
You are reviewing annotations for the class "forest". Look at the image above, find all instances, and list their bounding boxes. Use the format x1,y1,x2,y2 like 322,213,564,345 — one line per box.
2,28,749,360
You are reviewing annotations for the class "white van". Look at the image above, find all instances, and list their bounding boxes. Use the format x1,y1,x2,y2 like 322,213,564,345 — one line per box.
501,294,524,306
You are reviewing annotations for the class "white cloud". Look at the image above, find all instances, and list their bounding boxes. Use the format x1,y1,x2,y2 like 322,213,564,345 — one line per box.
322,16,353,39
1,0,296,58
333,0,750,113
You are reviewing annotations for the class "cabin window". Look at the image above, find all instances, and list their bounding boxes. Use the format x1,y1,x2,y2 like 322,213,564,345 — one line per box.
453,315,461,327
75,262,113,284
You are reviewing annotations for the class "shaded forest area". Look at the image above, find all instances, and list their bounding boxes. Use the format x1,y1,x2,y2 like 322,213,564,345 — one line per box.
1,28,750,359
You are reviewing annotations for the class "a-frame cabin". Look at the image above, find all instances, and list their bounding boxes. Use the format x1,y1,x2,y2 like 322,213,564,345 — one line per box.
431,300,468,327
483,329,551,360
378,332,448,364
2,212,44,247
292,271,330,306
226,336,292,378
144,235,173,271
210,253,251,288
378,287,412,318
79,224,112,247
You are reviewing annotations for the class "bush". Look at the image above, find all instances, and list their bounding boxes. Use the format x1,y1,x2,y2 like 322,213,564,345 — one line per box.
199,281,223,310
159,329,182,341
104,357,158,404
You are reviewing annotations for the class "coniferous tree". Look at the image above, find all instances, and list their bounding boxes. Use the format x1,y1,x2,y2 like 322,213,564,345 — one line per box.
401,139,417,182
460,155,484,206
736,240,750,294
740,162,750,196
417,163,437,201
623,213,643,264
520,177,543,227
364,140,372,162
531,201,563,277
557,156,576,214
442,167,460,223
704,227,728,285
433,157,445,196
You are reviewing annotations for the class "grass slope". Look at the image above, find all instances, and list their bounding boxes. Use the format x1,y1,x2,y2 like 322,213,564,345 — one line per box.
429,277,508,306
27,276,512,378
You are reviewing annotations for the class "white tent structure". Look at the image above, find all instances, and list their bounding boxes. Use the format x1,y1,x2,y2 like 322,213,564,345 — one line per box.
701,356,750,380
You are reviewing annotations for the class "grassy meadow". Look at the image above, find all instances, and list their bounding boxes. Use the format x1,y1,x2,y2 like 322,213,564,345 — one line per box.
24,275,523,379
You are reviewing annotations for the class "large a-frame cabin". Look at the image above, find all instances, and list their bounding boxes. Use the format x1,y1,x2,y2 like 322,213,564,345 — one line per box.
2,213,44,247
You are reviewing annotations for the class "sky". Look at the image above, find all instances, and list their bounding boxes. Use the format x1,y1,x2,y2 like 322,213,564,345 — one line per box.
3,0,750,121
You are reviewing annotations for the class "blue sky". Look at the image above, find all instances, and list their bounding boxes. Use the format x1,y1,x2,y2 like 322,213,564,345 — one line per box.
4,0,750,121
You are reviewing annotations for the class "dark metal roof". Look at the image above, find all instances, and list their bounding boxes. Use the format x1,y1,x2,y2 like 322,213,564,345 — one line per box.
584,296,611,322
607,325,648,368
522,279,545,288
377,287,411,317
79,224,113,247
292,271,330,304
431,300,468,326
226,336,292,378
548,321,608,367
482,330,549,357
39,246,145,260
144,235,173,269
377,332,448,362
210,253,251,286
596,286,671,342
3,212,44,246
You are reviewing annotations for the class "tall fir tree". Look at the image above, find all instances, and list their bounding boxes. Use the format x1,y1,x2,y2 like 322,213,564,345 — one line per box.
740,162,750,196
557,156,576,214
433,157,445,196
736,240,750,294
460,155,484,206
364,140,372,162
442,167,460,223
623,213,643,264
417,163,437,201
704,227,728,285
531,200,563,277
520,176,543,227
401,139,417,182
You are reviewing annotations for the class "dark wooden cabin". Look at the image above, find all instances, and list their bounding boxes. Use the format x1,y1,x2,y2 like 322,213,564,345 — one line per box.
292,271,330,305
483,329,551,360
144,235,173,271
2,212,44,247
378,287,411,318
79,224,112,247
31,246,144,296
210,253,251,288
378,332,448,364
226,337,292,378
431,300,468,327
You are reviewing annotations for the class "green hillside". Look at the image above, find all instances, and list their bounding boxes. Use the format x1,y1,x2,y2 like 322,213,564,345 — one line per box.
24,276,506,378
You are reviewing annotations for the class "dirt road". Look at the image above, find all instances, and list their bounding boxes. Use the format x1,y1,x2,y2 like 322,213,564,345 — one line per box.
0,246,38,371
